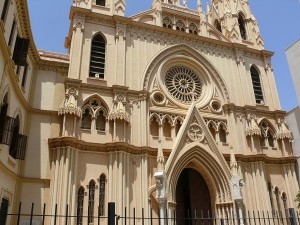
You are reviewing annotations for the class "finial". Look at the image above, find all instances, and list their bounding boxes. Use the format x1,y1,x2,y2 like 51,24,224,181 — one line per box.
230,148,238,176
183,0,187,7
157,139,165,172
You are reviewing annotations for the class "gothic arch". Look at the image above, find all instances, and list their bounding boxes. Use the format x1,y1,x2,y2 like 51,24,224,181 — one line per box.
142,44,230,105
81,94,110,111
166,142,232,206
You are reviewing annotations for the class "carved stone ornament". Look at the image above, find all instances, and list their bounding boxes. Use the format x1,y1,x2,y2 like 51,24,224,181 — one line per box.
58,88,82,117
245,113,261,136
108,94,130,123
115,22,127,39
188,123,204,142
276,117,292,140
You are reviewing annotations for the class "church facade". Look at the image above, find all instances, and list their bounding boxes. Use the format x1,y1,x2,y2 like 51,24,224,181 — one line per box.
0,0,299,224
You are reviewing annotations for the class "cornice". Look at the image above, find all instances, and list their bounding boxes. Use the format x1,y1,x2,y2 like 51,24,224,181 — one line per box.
223,103,286,116
48,137,161,157
224,153,297,165
68,6,273,61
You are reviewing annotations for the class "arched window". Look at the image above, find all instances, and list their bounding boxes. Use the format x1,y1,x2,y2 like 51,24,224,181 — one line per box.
219,124,227,143
250,66,264,104
163,17,172,29
163,118,171,138
267,182,275,215
96,110,106,131
96,0,105,6
9,115,19,158
282,192,288,219
90,34,106,78
275,187,283,221
238,14,247,40
259,121,275,148
189,23,198,34
0,93,8,143
77,186,85,225
99,174,106,216
176,20,185,32
208,123,216,140
175,119,182,136
214,20,222,33
150,116,159,136
81,108,92,129
88,180,96,223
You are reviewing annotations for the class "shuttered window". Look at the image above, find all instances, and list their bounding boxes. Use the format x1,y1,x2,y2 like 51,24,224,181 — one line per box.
0,198,9,225
12,36,30,67
1,0,10,21
250,66,264,104
96,0,105,6
89,34,106,78
0,116,15,145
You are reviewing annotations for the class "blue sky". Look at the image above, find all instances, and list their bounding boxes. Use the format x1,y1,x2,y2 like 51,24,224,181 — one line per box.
27,0,300,111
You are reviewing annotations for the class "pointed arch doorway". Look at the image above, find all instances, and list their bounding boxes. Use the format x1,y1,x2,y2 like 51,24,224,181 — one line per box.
176,168,212,225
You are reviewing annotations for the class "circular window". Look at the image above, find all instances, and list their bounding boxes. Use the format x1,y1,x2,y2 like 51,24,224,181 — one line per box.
210,99,222,113
165,66,202,103
151,91,166,106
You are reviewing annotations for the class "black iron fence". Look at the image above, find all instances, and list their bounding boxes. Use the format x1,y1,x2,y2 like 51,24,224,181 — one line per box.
0,202,299,225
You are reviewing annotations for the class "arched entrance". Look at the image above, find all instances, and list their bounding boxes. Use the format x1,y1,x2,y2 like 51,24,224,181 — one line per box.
176,168,212,225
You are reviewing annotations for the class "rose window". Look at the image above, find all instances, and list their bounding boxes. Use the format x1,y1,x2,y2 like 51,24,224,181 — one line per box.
165,66,202,103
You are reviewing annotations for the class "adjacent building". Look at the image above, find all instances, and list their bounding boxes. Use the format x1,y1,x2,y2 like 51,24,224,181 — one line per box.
0,0,298,225
286,39,300,181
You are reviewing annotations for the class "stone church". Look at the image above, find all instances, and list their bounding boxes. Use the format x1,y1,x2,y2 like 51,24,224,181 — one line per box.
0,0,298,224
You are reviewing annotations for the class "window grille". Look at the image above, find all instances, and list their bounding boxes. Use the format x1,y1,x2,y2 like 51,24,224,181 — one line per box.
88,181,96,223
0,198,9,225
99,175,106,216
0,116,15,146
9,116,19,158
77,187,84,225
89,35,106,78
250,66,264,104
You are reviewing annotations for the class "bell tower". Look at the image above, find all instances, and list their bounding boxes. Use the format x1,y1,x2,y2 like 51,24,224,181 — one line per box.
207,0,264,49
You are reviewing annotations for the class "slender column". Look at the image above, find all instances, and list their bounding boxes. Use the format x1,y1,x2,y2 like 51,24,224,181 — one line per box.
281,139,286,156
123,121,126,142
282,165,293,207
113,120,116,141
62,115,66,136
73,117,77,137
108,153,113,202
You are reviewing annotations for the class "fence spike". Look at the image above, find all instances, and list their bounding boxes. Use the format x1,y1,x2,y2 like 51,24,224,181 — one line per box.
29,202,34,225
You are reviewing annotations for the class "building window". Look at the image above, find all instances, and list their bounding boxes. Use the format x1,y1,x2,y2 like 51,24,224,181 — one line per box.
163,17,172,29
1,0,10,21
282,192,288,219
214,20,222,33
163,118,171,138
219,124,227,143
99,174,106,216
208,123,216,140
96,110,106,131
259,121,275,148
175,119,182,136
96,0,105,6
238,14,247,40
12,35,30,67
0,198,9,225
250,66,264,104
188,23,198,34
176,20,185,32
267,182,275,215
77,186,84,225
88,180,96,223
89,34,106,78
275,187,283,221
9,115,19,158
8,20,16,46
0,93,14,146
150,116,159,136
81,108,92,129
21,62,28,88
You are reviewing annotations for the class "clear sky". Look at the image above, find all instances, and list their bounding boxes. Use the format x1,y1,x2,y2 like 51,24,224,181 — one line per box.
27,0,300,112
